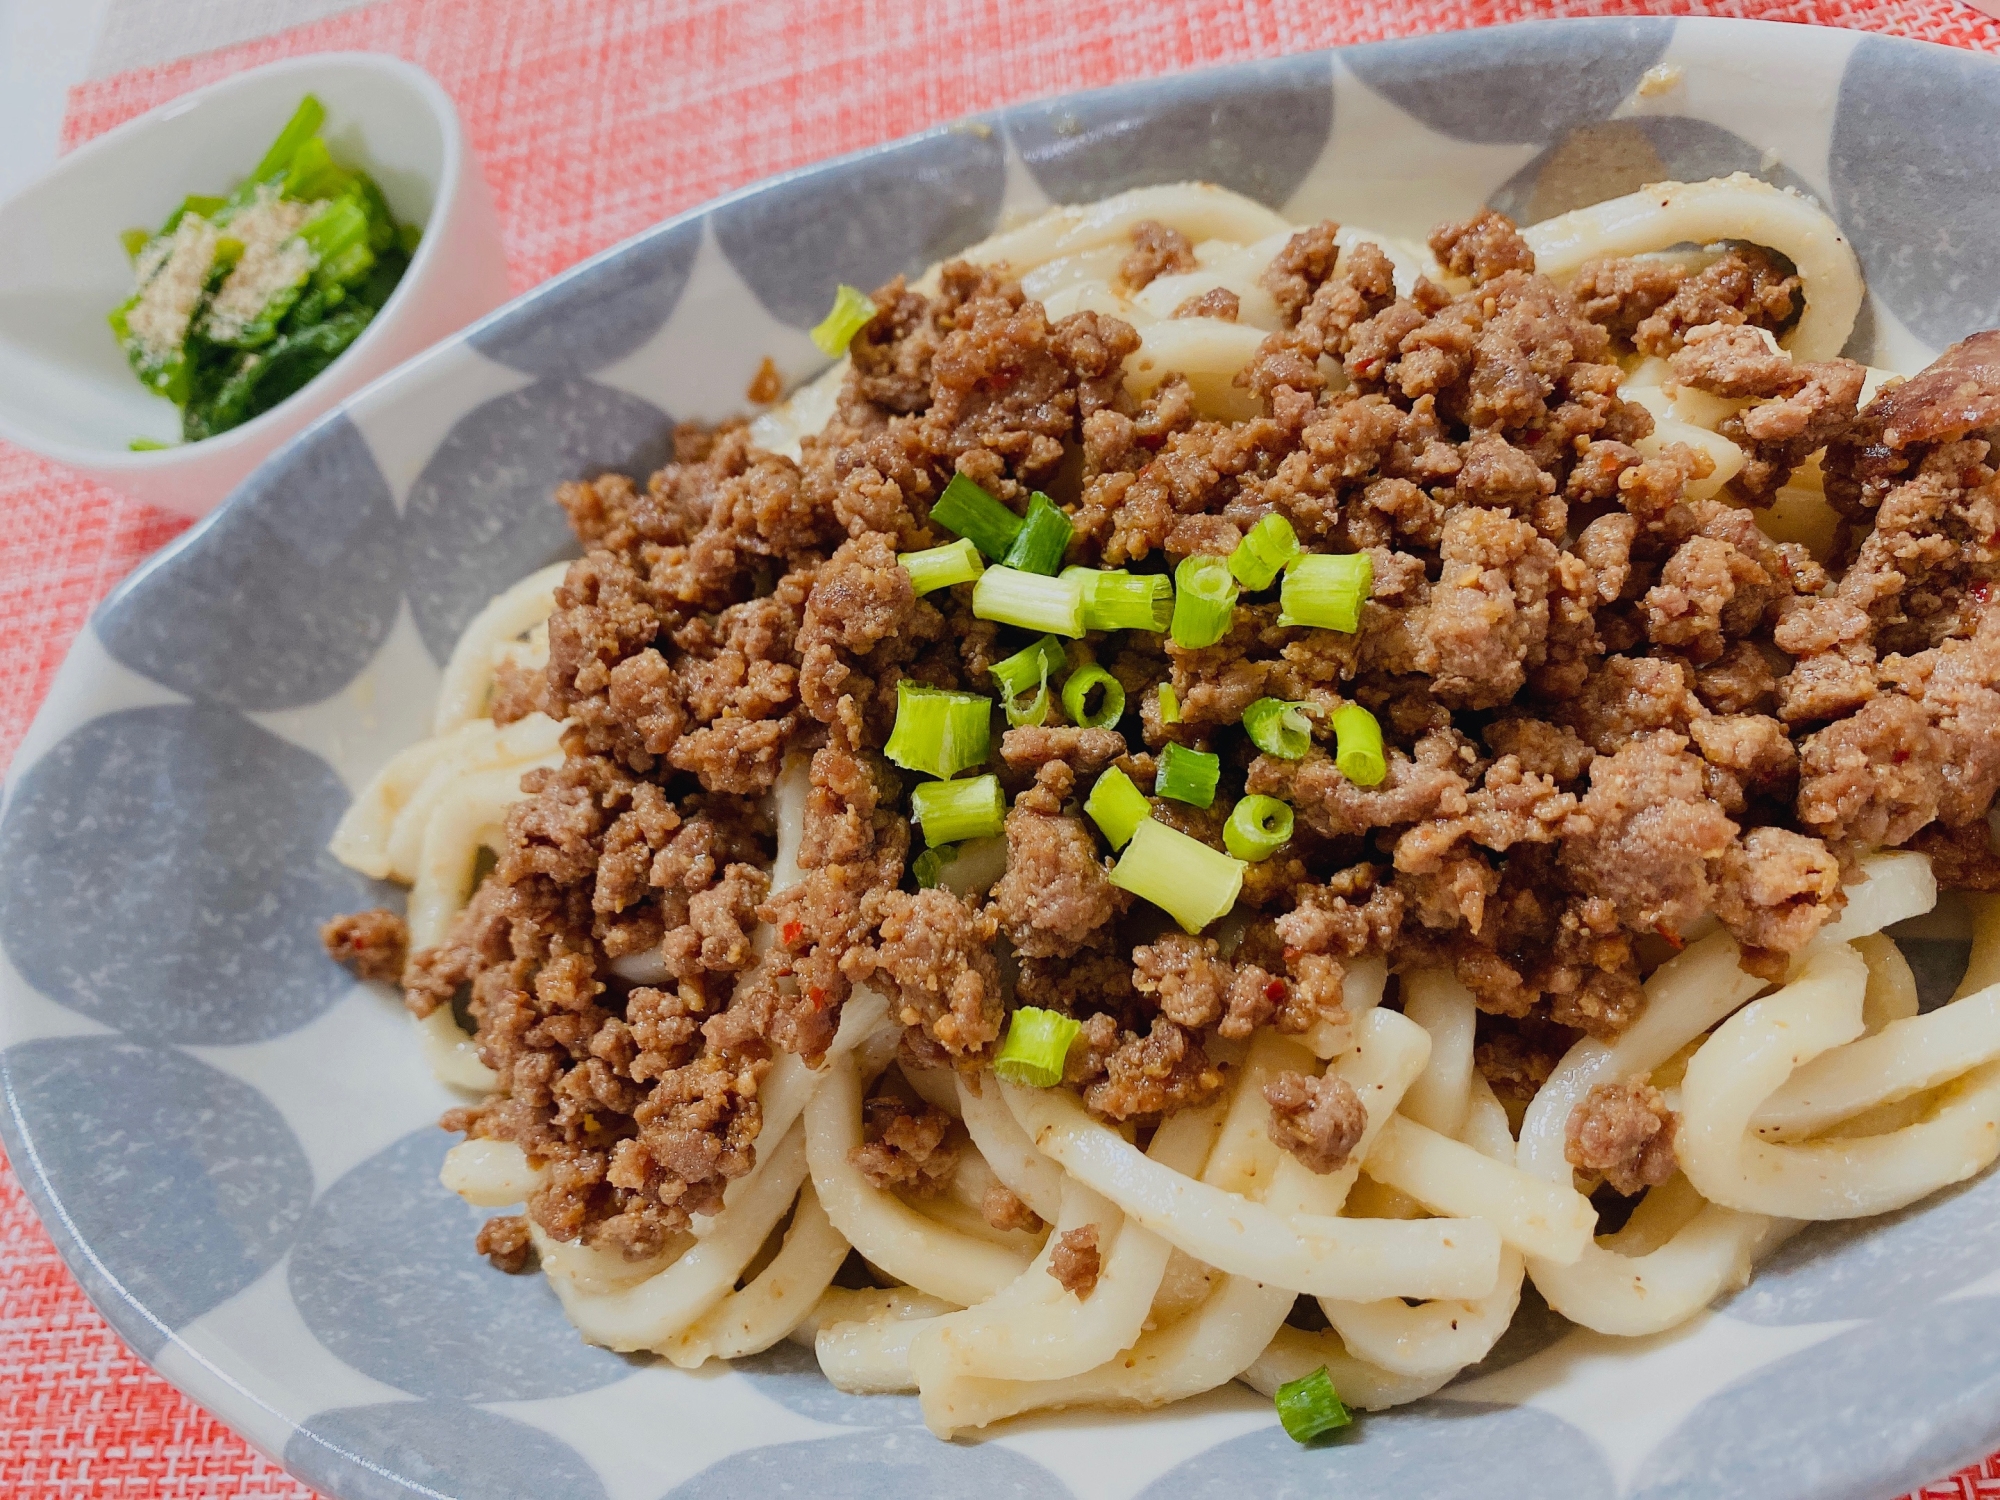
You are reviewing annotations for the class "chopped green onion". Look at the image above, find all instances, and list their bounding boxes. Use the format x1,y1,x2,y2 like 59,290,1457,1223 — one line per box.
989,635,1066,728
994,1006,1085,1089
900,537,984,595
1061,663,1125,729
1225,795,1295,861
1084,766,1150,849
127,436,172,452
1157,743,1220,808
1001,492,1073,575
973,566,1086,637
1171,554,1238,649
1110,818,1245,934
911,774,1006,845
1279,552,1373,632
1332,703,1387,788
1229,512,1301,590
1064,566,1174,632
119,227,152,260
1274,1366,1352,1444
810,283,878,357
989,636,1066,727
913,848,946,888
931,473,1025,561
1158,683,1181,724
883,680,993,780
1242,698,1315,760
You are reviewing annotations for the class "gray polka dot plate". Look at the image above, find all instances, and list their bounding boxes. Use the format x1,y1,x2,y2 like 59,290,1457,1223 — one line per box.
6,17,2000,1499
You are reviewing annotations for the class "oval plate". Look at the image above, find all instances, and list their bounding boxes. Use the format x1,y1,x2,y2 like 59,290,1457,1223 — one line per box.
6,17,2000,1500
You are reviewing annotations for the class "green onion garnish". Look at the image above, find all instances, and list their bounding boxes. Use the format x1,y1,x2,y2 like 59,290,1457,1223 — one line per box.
883,680,993,781
1171,555,1238,648
1001,492,1073,576
1158,683,1181,724
1109,817,1245,934
1157,743,1220,808
973,566,1086,637
1066,567,1174,633
1225,795,1295,861
931,473,1025,562
128,436,172,452
1061,663,1125,729
911,773,1006,846
1279,552,1373,632
1229,513,1301,591
1332,703,1387,788
810,283,878,357
913,848,945,888
1084,766,1150,849
989,635,1066,728
899,537,984,596
1274,1365,1353,1444
1242,697,1315,760
993,1005,1085,1089
119,227,152,260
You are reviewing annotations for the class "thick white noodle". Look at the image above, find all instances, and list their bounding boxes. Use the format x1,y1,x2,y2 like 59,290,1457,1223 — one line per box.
1521,174,1864,361
1753,983,2000,1141
955,1072,1066,1222
417,1006,497,1093
1363,1114,1595,1264
1517,928,1780,1335
805,1051,1034,1306
1857,932,1921,1033
909,1122,1196,1392
1200,1029,1313,1201
1815,850,1937,949
797,1286,958,1350
329,713,562,882
1303,954,1388,1060
440,1137,544,1206
1321,1074,1526,1380
961,184,1294,278
1679,941,2000,1219
1003,1081,1500,1302
432,562,569,734
663,1183,850,1367
535,1124,812,1352
1399,969,1478,1138
1123,320,1269,421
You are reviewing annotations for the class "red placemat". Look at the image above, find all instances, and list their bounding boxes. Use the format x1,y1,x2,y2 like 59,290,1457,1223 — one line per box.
7,1,2000,1495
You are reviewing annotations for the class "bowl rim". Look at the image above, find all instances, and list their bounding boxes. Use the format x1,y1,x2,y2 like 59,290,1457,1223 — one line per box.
0,49,469,473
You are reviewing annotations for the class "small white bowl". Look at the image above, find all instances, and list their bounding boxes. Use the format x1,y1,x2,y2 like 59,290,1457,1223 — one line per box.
0,52,510,517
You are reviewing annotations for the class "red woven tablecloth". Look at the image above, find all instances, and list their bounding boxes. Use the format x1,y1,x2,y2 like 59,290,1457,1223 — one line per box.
6,1,2000,1495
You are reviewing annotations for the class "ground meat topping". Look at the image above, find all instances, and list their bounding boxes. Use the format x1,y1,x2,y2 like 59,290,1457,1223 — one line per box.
1048,1223,1103,1297
476,1214,536,1274
1565,1076,1679,1195
1120,220,1197,292
849,1094,961,1196
983,1182,1043,1233
992,762,1124,959
321,908,408,984
407,211,2000,1271
1082,1017,1223,1121
1264,1069,1368,1174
